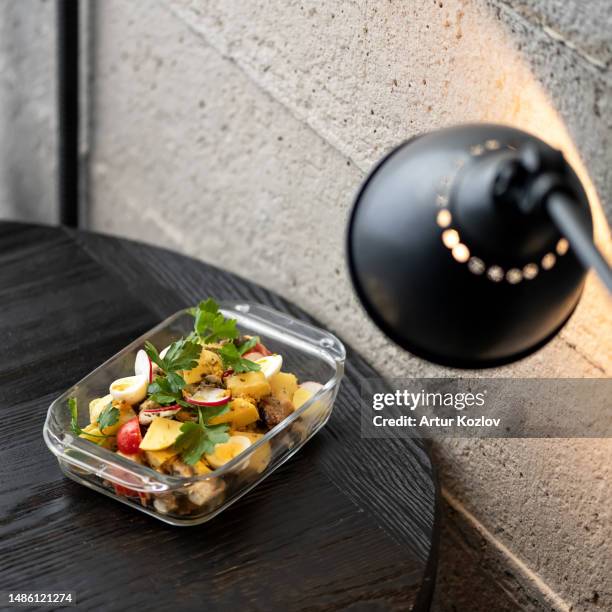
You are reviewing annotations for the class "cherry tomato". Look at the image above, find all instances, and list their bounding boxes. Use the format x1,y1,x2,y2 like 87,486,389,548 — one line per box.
113,483,139,497
116,417,142,454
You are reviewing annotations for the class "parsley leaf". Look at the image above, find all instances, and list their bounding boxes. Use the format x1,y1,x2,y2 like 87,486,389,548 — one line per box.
218,342,261,374
147,376,190,407
173,407,230,465
143,338,200,405
173,422,211,465
97,401,119,432
144,338,200,375
68,397,114,439
68,397,81,435
237,336,259,355
163,338,202,372
193,298,238,344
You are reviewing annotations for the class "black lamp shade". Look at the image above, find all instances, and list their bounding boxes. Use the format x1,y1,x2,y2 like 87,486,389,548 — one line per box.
347,124,592,368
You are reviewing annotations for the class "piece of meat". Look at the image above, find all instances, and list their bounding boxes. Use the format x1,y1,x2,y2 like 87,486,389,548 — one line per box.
187,480,224,507
260,396,293,429
139,398,161,412
153,492,178,514
175,410,198,422
166,458,194,478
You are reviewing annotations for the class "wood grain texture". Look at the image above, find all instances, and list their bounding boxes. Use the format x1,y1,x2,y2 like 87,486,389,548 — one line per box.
0,222,439,612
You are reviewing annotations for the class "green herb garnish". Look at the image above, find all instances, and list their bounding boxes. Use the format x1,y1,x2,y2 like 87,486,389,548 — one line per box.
173,407,230,465
218,342,262,374
68,397,114,438
144,337,200,375
97,401,119,432
237,336,259,355
143,337,201,405
147,375,191,407
192,298,239,344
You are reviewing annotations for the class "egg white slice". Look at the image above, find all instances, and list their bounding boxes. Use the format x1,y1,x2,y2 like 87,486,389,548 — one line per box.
110,374,148,405
205,435,251,470
254,354,283,379
134,349,153,382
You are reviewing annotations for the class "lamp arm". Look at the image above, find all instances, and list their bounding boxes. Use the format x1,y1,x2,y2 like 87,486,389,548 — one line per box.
546,192,612,293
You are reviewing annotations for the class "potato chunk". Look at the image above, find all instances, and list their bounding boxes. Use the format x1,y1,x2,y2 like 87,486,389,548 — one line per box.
193,459,212,475
144,448,178,469
226,371,271,400
79,424,114,448
98,401,137,436
269,372,298,404
89,394,114,425
208,397,259,428
139,417,183,451
182,349,223,384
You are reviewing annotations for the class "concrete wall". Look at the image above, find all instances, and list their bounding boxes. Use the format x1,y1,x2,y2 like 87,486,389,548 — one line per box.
1,0,609,609
86,3,611,609
0,0,57,224
87,2,611,610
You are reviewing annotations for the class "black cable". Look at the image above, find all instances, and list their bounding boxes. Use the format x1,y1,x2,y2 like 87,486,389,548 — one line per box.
547,192,612,293
57,0,79,227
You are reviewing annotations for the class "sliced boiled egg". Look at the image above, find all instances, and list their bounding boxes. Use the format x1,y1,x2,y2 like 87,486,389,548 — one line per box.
110,374,148,405
186,387,231,407
134,349,153,382
205,435,251,470
254,354,282,379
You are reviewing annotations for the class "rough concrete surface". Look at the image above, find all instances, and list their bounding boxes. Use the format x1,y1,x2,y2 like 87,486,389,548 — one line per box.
0,0,57,223
85,2,612,610
432,494,552,612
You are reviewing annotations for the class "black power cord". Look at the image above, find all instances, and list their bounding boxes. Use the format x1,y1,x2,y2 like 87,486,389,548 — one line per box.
547,192,612,293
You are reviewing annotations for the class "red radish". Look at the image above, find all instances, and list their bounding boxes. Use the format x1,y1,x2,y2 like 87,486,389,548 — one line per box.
299,381,324,395
243,351,265,362
186,387,231,407
134,349,153,382
141,403,180,413
244,342,271,358
138,404,181,425
117,417,143,454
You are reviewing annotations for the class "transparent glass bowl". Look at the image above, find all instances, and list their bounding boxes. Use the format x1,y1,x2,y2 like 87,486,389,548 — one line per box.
44,303,345,525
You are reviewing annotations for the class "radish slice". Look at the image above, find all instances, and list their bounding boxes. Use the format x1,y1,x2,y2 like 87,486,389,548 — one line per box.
135,349,153,382
186,387,231,407
293,381,324,410
160,345,170,359
138,404,181,425
254,354,283,379
299,381,323,395
243,351,265,362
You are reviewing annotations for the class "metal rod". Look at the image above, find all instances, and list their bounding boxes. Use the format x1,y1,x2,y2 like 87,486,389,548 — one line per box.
547,192,612,293
57,0,79,227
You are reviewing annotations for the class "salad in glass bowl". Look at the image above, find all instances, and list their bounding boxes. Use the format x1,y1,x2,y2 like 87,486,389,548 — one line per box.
64,299,328,519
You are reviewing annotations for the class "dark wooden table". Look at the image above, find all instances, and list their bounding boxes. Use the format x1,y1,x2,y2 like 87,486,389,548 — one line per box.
0,222,439,612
